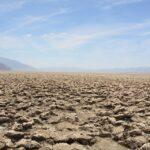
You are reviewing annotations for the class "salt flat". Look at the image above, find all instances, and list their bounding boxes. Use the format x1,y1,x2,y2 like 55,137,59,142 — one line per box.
0,73,150,150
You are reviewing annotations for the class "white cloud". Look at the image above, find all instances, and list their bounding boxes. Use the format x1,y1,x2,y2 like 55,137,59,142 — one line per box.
140,31,150,36
0,0,26,13
0,36,25,50
42,32,92,50
42,19,150,51
99,0,144,9
3,7,70,34
0,19,150,53
0,0,145,14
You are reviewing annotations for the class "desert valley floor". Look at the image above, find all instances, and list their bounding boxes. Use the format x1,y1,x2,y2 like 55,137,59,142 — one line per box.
0,72,150,150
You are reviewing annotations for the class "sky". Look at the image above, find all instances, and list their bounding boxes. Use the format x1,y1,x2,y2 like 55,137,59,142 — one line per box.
0,0,150,69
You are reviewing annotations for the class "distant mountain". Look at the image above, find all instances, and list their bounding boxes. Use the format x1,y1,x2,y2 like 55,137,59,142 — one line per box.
0,57,150,73
98,67,150,73
40,67,88,72
0,57,35,71
40,66,150,73
0,63,11,71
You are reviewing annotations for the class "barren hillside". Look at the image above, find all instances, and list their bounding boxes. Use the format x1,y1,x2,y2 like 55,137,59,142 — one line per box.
0,63,10,71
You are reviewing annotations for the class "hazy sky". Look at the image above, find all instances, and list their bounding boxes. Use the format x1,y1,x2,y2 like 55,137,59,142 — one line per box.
0,0,150,69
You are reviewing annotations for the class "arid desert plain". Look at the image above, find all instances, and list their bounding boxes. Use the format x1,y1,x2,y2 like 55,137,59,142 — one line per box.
0,72,150,150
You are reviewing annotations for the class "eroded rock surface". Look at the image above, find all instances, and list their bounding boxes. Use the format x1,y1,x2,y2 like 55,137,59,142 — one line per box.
0,72,150,149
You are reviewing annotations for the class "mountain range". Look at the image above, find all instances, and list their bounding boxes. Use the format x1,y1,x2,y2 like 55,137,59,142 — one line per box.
0,57,34,71
0,57,150,73
41,67,150,73
0,63,11,71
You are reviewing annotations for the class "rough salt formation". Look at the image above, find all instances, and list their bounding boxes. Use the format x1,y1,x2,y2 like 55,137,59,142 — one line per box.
0,72,150,149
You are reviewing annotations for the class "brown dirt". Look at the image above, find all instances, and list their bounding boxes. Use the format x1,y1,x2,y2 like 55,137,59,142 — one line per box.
0,72,150,150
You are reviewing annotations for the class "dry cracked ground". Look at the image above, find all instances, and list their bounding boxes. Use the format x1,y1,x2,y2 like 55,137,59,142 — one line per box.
0,72,150,150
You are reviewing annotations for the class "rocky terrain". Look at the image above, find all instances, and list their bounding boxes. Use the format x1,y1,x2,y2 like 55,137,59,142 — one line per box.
0,72,150,150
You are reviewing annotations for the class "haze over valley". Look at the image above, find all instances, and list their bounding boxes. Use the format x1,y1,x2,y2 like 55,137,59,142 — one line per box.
0,57,150,73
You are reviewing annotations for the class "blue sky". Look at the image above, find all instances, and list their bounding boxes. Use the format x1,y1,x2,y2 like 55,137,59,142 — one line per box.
0,0,150,69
